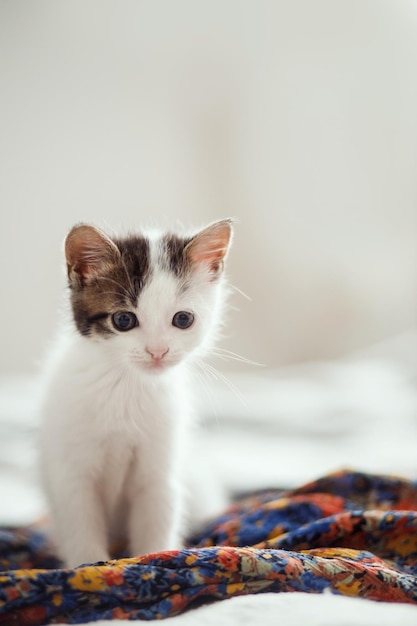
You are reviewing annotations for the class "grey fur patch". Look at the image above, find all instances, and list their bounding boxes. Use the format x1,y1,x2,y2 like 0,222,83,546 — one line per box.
161,233,193,277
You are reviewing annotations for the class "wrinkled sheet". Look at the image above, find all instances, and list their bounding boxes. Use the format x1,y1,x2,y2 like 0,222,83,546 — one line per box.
1,469,417,624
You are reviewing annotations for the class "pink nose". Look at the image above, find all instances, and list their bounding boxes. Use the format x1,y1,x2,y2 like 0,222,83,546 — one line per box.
146,347,169,361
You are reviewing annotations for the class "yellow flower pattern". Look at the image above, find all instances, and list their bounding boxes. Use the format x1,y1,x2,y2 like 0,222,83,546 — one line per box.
1,470,417,623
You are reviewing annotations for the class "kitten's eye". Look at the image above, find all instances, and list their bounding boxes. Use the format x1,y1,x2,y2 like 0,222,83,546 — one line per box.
172,311,194,329
112,311,138,332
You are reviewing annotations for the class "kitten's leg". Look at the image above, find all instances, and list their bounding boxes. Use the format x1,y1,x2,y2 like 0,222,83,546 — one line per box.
128,478,184,557
49,481,110,568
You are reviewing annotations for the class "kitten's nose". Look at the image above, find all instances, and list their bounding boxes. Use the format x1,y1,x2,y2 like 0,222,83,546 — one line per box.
146,347,169,361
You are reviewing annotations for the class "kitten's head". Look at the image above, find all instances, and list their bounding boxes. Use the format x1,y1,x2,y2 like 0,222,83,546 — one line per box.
65,220,233,374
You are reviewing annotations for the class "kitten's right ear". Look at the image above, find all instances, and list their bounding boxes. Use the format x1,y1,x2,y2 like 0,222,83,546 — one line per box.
65,224,120,285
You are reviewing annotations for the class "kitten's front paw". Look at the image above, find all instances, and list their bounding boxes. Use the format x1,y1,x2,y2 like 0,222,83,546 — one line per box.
63,550,111,569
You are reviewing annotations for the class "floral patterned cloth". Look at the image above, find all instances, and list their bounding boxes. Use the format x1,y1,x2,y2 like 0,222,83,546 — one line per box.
1,470,417,624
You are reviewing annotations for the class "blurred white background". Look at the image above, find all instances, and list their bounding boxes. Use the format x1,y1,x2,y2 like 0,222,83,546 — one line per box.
1,14,417,626
0,0,416,375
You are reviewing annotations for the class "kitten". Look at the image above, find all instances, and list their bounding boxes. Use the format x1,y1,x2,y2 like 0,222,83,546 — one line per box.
39,219,233,568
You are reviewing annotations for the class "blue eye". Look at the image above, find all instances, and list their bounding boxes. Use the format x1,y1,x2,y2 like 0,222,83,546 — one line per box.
172,311,194,329
112,311,138,331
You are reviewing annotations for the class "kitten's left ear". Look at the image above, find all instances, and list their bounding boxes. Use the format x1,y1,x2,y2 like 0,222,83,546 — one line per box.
185,219,233,276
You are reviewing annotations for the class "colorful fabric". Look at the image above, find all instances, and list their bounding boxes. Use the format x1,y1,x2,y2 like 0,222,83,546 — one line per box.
1,470,417,624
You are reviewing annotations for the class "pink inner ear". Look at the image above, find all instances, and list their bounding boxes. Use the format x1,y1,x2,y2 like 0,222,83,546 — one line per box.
65,225,119,283
186,221,232,272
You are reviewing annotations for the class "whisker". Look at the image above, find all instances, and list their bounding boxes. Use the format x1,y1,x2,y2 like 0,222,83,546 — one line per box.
197,360,248,410
94,290,133,300
229,283,252,301
119,253,138,301
190,360,220,424
210,347,265,367
95,276,132,300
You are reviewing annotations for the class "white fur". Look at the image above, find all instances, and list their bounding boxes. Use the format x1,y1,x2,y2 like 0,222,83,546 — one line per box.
39,226,230,568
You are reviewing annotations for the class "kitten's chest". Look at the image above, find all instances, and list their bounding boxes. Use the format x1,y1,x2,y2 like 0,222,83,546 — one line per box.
99,435,137,512
90,372,181,436
97,404,178,521
49,364,190,491
91,379,183,493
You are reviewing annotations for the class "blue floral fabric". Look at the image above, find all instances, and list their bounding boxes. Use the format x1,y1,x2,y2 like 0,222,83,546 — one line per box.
1,470,417,624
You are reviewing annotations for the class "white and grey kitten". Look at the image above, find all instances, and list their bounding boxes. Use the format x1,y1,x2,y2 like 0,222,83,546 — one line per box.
39,219,233,568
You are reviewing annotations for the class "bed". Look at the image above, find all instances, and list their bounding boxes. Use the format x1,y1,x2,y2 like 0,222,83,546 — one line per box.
1,331,417,625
